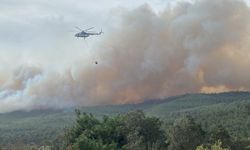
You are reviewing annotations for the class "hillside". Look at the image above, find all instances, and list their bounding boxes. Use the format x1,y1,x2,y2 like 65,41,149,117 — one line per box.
0,91,250,146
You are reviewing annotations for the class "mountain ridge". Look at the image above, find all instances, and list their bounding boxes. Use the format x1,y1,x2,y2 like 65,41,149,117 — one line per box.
0,91,250,145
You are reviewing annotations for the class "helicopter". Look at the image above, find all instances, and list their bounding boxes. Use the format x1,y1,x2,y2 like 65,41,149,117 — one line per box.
74,26,103,39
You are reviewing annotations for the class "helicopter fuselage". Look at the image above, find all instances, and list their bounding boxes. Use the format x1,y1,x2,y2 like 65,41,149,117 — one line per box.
75,31,89,38
75,31,101,38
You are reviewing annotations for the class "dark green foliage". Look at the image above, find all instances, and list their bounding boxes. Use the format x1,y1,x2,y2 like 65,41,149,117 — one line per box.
121,110,167,150
140,117,165,149
97,116,127,147
71,134,116,150
245,103,250,115
122,131,146,150
209,125,232,148
167,115,205,150
63,110,167,150
65,111,100,145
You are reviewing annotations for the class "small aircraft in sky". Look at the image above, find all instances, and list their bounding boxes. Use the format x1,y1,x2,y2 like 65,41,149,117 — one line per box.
74,26,103,39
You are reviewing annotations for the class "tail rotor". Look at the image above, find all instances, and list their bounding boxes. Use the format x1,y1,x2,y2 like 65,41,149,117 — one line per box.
99,29,104,35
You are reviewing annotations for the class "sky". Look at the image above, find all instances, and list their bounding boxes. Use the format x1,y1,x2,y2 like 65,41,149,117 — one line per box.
0,0,250,113
0,0,171,70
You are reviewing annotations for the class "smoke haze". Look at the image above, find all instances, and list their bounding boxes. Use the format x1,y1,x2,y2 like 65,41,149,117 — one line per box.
1,0,250,113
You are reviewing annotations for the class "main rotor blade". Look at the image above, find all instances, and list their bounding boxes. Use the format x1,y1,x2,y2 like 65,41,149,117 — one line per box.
84,27,94,31
75,26,83,31
86,31,97,33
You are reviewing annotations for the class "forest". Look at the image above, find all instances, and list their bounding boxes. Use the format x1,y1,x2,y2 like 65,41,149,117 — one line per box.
51,109,250,150
0,92,250,150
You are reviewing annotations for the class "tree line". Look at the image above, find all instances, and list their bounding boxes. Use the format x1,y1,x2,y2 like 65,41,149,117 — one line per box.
51,110,250,150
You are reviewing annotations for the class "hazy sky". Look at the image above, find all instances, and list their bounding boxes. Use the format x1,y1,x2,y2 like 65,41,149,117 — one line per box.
0,0,173,70
0,0,249,69
0,0,250,68
1,0,250,112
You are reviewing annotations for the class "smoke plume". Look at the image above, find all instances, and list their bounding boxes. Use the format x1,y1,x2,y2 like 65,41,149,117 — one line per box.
1,0,250,113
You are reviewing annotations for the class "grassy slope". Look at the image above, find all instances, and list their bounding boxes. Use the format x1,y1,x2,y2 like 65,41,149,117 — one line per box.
0,91,250,145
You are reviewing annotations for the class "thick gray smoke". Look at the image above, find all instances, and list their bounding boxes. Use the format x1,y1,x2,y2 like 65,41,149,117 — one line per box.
1,0,250,113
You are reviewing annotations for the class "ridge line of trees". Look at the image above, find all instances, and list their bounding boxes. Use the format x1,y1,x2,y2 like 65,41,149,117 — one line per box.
51,109,249,150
